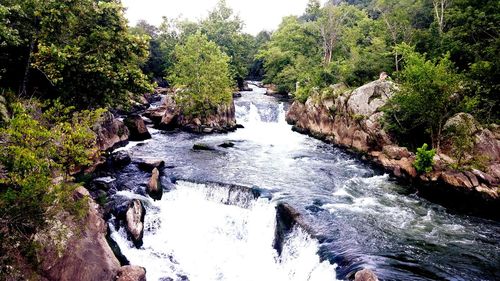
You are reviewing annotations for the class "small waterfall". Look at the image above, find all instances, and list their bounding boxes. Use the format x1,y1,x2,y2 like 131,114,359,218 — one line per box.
109,181,338,281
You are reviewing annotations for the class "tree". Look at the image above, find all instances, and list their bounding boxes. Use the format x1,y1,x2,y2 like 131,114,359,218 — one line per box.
0,0,152,108
168,32,232,117
375,0,420,71
302,0,322,22
200,0,251,84
257,16,321,93
383,44,462,151
432,0,452,34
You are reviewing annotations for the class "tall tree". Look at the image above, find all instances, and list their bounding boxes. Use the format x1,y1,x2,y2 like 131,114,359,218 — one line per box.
200,0,250,84
375,0,420,71
168,32,232,117
0,0,152,108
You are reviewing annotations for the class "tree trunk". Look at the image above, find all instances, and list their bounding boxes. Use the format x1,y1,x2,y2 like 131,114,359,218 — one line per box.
20,38,35,97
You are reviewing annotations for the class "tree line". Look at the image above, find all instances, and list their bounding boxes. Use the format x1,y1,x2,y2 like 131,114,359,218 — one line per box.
257,0,498,150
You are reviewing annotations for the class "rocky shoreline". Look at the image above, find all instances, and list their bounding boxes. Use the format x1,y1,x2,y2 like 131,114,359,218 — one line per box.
286,80,500,219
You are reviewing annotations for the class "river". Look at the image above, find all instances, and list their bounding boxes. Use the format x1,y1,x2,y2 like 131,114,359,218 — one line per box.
108,84,500,281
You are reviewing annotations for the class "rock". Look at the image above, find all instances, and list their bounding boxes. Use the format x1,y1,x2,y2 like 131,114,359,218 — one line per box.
233,92,242,98
382,145,411,160
147,168,162,200
94,111,129,151
136,158,165,171
240,81,253,91
444,113,480,134
92,176,116,191
126,200,145,248
487,164,500,180
472,169,496,185
146,92,237,132
111,151,132,167
464,171,479,187
354,269,379,281
346,80,394,116
116,265,146,281
193,143,215,151
440,171,474,189
474,129,500,163
202,127,214,133
36,187,121,281
235,124,245,129
219,141,235,148
124,115,151,141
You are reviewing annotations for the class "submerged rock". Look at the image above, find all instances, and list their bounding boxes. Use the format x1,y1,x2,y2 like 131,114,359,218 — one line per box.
193,143,215,151
354,269,378,281
218,141,235,148
124,115,151,141
126,199,145,248
136,158,165,171
111,151,132,167
116,265,146,281
147,167,163,200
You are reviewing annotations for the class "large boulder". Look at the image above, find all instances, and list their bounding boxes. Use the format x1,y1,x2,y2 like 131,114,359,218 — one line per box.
147,168,162,200
116,265,146,281
286,80,394,153
35,187,121,281
94,111,129,151
124,115,151,141
126,199,145,248
354,269,378,281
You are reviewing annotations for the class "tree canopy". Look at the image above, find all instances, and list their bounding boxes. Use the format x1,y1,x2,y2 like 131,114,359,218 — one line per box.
168,32,232,117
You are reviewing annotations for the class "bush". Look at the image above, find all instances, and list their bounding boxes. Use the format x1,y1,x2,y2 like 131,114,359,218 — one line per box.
0,100,103,275
413,143,436,173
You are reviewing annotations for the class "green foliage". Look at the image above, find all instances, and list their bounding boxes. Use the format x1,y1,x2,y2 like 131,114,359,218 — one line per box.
413,143,436,173
0,0,152,108
0,100,102,274
383,44,462,150
168,32,232,117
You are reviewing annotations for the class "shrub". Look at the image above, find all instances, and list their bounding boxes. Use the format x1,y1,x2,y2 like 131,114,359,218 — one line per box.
413,143,436,173
0,100,103,275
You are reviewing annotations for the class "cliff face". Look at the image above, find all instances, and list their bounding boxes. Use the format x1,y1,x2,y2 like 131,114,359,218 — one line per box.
286,80,500,206
145,92,237,133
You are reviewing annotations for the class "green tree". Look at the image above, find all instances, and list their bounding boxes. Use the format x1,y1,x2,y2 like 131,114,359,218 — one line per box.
383,44,462,151
168,32,232,117
0,0,152,108
257,16,322,93
200,0,251,84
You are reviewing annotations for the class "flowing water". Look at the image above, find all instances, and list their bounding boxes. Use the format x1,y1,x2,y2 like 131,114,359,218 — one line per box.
109,84,500,281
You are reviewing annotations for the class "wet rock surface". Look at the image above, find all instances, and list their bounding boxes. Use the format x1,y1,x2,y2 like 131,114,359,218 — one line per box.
126,199,145,248
124,115,151,141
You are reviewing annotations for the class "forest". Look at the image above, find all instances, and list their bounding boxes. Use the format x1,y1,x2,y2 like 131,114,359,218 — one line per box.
0,0,499,279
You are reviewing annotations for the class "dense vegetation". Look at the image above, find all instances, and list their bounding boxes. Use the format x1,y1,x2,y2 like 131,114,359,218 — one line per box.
257,0,499,149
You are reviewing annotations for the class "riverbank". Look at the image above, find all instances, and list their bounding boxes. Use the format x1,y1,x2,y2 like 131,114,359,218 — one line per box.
286,80,500,219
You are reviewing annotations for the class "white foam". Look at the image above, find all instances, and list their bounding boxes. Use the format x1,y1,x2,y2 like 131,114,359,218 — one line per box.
110,181,338,281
